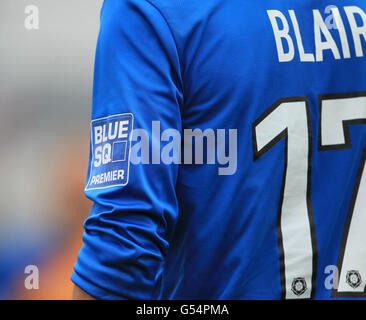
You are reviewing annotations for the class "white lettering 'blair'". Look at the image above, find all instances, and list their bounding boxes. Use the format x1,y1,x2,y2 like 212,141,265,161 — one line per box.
268,6,366,62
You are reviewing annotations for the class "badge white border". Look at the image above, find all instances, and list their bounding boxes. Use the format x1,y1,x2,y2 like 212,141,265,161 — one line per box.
85,112,134,191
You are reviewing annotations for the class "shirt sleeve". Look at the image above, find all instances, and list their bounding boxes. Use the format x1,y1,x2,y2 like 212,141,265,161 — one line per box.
71,0,183,300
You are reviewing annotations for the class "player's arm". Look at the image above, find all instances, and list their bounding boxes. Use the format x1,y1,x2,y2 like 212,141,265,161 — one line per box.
72,285,96,300
71,0,182,299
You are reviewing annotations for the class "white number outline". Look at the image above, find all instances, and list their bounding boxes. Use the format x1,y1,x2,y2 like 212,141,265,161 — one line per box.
252,97,317,299
253,92,366,299
318,91,366,298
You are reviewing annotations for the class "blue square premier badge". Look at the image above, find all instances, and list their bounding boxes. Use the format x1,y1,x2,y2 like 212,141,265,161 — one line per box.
86,113,134,190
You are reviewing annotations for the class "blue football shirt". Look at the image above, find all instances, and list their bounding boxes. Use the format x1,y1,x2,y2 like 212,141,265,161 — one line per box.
72,0,366,299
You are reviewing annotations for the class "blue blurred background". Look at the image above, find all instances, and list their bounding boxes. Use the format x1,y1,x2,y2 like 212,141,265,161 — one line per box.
0,0,103,299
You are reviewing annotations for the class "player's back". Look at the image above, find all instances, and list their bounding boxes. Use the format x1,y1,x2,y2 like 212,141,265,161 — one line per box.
157,0,366,299
72,0,366,300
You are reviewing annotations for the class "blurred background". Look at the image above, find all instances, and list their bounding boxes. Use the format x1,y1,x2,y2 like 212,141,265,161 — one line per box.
0,0,103,299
